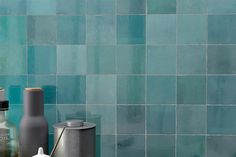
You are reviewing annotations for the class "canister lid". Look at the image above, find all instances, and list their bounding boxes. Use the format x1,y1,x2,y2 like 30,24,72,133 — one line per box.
53,119,96,130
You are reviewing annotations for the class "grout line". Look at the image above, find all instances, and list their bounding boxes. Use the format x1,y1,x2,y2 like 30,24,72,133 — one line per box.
175,1,178,157
145,0,147,157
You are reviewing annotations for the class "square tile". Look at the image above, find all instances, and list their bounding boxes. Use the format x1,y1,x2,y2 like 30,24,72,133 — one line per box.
57,45,86,75
27,16,56,44
28,46,56,74
117,45,145,74
147,105,176,134
87,16,115,45
117,15,145,44
87,76,116,104
27,0,56,15
8,104,23,128
117,105,145,134
57,76,86,104
147,46,176,74
0,0,26,14
147,15,176,45
56,105,86,122
44,105,56,133
177,15,207,44
208,0,236,14
117,76,145,104
117,0,146,14
177,0,207,14
147,76,176,104
96,135,115,157
177,76,206,104
87,46,116,74
87,0,115,14
57,0,85,15
57,16,85,44
147,0,176,14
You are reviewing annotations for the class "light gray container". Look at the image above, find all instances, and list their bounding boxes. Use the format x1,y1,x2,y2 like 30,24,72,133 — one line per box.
53,120,96,157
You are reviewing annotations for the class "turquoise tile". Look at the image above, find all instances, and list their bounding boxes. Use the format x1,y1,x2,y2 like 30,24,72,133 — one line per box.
147,135,175,157
44,105,56,134
147,46,176,75
0,16,26,44
56,105,86,122
87,16,115,45
87,76,116,104
27,0,56,15
28,46,56,74
48,134,54,152
177,45,206,74
96,135,115,157
147,0,176,14
117,76,145,104
117,135,145,157
87,105,116,135
117,45,145,74
177,15,207,44
27,16,56,44
87,0,115,14
57,45,86,75
177,105,206,134
57,76,86,104
0,45,26,75
0,0,26,14
208,106,236,134
57,16,85,44
117,0,146,14
87,46,116,74
117,105,145,134
207,76,236,104
57,0,85,15
147,15,176,45
177,0,207,14
208,15,236,44
208,45,236,74
28,76,56,104
208,0,236,14
177,76,206,104
177,136,205,157
147,76,176,104
0,76,27,104
117,15,145,44
7,104,23,129
147,105,176,134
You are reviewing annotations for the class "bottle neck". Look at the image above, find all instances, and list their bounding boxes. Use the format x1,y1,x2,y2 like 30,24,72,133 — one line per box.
0,110,6,122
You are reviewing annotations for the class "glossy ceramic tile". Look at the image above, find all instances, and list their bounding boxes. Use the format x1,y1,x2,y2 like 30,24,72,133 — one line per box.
56,105,86,122
44,105,56,133
27,0,56,15
208,0,236,14
96,135,115,157
0,0,26,14
147,15,176,45
87,0,115,14
117,0,146,14
8,104,23,128
177,0,207,14
147,0,176,14
117,45,145,74
57,0,85,15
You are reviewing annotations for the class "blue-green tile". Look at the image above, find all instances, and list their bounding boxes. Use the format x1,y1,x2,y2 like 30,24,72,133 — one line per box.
8,104,23,129
87,16,115,45
208,15,236,44
87,76,116,104
28,76,56,104
117,76,145,104
28,46,56,74
117,135,145,157
57,45,86,75
177,0,207,13
177,76,206,104
177,105,206,134
208,45,236,74
0,0,26,14
56,105,86,122
27,0,56,15
177,45,206,74
147,0,176,14
87,105,116,135
117,105,145,134
87,0,115,14
147,46,176,74
177,15,207,44
208,0,236,14
96,135,115,157
147,135,175,157
208,106,236,134
0,16,26,44
207,76,236,104
177,136,205,157
117,45,145,74
87,46,116,74
117,15,145,44
117,0,146,14
147,105,176,134
44,104,56,133
57,16,85,44
147,15,176,45
49,134,54,152
27,16,56,44
0,45,26,75
57,76,86,104
57,0,85,15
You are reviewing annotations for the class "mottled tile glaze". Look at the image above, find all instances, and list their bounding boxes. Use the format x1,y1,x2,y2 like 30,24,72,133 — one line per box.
0,0,26,14
27,0,56,15
147,0,176,14
56,105,86,122
177,0,207,14
117,0,146,14
96,135,116,157
57,0,85,15
208,0,236,14
87,0,115,14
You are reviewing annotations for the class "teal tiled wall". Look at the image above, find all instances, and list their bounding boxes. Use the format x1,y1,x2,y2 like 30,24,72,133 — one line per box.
1,0,236,157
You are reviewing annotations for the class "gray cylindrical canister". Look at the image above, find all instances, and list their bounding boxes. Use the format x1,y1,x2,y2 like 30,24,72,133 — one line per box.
53,120,96,157
19,88,48,157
